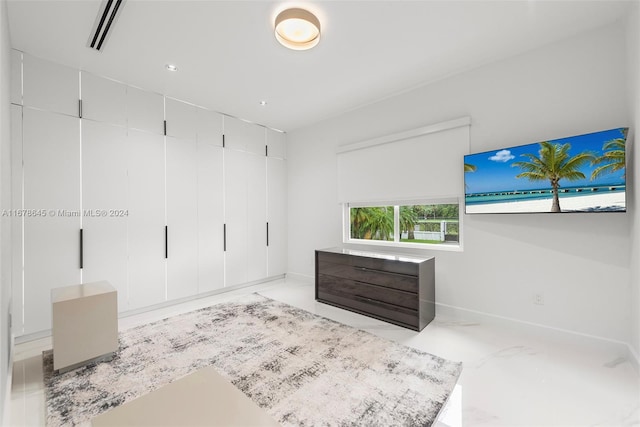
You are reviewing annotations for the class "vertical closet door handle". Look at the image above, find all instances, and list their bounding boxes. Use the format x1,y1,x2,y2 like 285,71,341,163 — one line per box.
165,226,168,259
266,222,269,247
80,228,84,269
223,224,227,252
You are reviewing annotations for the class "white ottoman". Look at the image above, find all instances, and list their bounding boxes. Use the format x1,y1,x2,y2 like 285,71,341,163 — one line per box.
91,366,280,427
51,281,118,372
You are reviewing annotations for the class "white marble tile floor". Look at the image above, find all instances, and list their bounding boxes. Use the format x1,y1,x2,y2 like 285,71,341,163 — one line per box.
9,278,640,426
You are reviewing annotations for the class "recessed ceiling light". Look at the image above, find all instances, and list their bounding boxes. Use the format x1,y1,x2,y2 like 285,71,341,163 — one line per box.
259,100,267,106
274,8,321,51
165,64,178,72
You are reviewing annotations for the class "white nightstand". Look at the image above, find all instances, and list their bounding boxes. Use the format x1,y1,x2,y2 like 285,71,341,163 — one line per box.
51,281,118,372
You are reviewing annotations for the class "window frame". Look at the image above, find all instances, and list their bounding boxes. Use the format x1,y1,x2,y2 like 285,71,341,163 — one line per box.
343,198,463,252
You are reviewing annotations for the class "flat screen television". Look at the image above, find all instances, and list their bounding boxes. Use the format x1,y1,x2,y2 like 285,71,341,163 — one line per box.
464,127,628,214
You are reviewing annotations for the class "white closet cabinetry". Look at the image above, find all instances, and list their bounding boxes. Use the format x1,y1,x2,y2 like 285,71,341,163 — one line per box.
196,108,224,293
11,105,23,334
81,72,126,126
223,116,269,286
165,99,203,300
13,53,287,336
266,129,287,276
224,148,249,287
223,116,265,155
166,135,199,300
126,86,167,310
127,129,166,310
81,74,129,310
246,152,267,282
266,128,286,160
166,98,196,139
127,86,164,135
22,54,78,116
22,108,81,334
267,157,287,277
11,50,22,105
81,121,129,310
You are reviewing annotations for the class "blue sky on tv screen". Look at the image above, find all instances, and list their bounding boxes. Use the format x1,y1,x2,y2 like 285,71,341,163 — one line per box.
464,128,627,194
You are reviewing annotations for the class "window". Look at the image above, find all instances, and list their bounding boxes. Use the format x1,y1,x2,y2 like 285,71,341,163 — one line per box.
345,200,461,250
350,206,394,241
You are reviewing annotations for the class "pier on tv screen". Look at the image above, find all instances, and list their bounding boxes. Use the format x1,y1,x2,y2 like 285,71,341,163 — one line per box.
464,127,628,214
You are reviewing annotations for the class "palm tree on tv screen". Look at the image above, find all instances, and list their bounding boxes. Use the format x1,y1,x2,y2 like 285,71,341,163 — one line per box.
464,163,477,191
591,136,626,180
512,142,594,213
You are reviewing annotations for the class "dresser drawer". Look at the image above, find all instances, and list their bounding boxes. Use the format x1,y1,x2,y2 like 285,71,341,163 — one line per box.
315,248,435,331
317,274,418,310
317,260,418,293
317,251,418,277
317,290,418,329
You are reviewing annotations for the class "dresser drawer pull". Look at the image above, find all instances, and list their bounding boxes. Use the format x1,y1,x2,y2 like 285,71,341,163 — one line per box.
354,265,415,278
354,295,416,312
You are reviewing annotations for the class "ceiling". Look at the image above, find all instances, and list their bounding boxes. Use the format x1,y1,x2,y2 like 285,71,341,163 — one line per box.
6,0,633,132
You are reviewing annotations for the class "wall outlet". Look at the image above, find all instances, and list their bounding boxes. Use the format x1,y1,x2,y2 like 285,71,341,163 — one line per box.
533,293,545,305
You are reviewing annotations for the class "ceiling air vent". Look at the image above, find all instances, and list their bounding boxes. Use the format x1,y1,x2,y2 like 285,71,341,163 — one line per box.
87,0,126,51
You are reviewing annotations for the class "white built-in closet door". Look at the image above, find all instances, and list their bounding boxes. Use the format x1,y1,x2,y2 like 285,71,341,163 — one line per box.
223,116,265,155
247,152,267,282
10,105,23,334
266,128,286,159
266,129,287,276
166,98,196,139
196,107,223,147
82,120,128,310
81,72,127,127
11,49,22,105
197,108,224,293
127,86,164,135
224,149,248,287
126,85,165,310
267,157,287,277
165,98,199,299
166,136,199,300
23,108,81,334
22,54,78,116
127,129,166,310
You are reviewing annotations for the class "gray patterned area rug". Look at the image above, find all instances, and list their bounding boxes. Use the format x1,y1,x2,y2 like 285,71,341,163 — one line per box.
43,293,462,426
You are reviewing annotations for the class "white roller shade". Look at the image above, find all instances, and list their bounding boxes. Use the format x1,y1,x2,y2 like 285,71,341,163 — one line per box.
337,117,470,203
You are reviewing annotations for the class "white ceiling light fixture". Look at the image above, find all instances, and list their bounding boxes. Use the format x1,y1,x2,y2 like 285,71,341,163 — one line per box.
274,8,321,51
165,64,178,71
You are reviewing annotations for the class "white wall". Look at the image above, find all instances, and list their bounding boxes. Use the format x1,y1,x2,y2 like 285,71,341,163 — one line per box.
0,0,11,420
627,2,640,363
288,23,632,343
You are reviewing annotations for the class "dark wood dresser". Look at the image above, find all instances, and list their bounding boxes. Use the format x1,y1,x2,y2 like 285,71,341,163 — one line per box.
315,248,435,331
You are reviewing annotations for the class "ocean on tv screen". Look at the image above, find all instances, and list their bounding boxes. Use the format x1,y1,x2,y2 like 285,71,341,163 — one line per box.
464,127,627,214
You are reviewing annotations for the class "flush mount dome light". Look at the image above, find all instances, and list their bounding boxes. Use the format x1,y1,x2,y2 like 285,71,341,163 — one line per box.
274,8,321,50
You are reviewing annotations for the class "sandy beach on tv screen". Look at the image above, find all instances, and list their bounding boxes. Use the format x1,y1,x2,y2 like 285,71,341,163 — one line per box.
466,192,626,214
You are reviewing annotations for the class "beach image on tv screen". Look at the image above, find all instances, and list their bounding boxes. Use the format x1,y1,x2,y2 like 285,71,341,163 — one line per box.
464,127,627,214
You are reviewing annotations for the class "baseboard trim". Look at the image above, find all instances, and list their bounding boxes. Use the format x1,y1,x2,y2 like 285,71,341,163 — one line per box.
15,275,287,344
285,272,314,284
119,275,287,320
436,302,634,362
